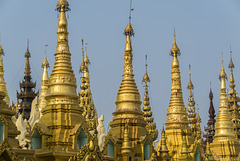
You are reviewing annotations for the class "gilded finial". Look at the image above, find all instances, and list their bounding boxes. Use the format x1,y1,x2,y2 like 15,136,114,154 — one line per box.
124,0,134,36
80,40,90,73
142,55,150,83
25,39,31,58
42,44,49,68
219,53,227,80
228,46,234,69
84,43,90,65
170,28,180,56
187,65,194,90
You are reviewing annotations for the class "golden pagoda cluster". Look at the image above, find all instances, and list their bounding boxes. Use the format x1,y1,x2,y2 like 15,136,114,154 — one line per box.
0,0,240,161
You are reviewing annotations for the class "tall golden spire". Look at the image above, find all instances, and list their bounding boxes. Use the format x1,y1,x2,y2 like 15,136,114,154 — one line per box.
0,40,10,106
110,14,144,126
36,1,89,157
211,55,240,159
45,0,76,97
187,65,197,137
214,56,235,137
41,0,75,118
41,44,49,81
228,49,237,97
227,49,240,138
166,30,188,130
106,6,150,160
38,44,49,116
79,40,98,133
163,31,195,161
142,55,158,141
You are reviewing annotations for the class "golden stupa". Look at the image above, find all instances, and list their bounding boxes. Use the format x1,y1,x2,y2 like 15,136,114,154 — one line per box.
0,0,240,161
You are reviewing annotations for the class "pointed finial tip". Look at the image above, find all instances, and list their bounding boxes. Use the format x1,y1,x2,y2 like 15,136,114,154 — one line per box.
124,20,134,36
187,69,194,90
124,0,134,36
170,28,180,56
42,44,49,68
142,55,150,83
25,39,31,58
174,27,176,38
228,49,234,69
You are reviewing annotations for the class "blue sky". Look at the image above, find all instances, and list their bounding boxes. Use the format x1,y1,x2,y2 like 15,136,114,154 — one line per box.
0,0,240,138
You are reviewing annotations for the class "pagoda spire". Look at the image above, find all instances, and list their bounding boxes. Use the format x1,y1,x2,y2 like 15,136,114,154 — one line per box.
24,40,31,77
17,40,37,120
38,44,49,116
187,65,197,137
227,49,240,138
0,41,10,106
109,15,145,129
106,7,150,160
228,49,236,95
203,86,216,144
35,1,90,158
228,49,238,100
162,30,195,160
166,30,188,130
210,56,240,159
41,45,49,81
79,40,98,133
214,59,235,138
142,55,158,141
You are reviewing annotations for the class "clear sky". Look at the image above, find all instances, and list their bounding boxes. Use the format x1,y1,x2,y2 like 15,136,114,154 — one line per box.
0,0,240,138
